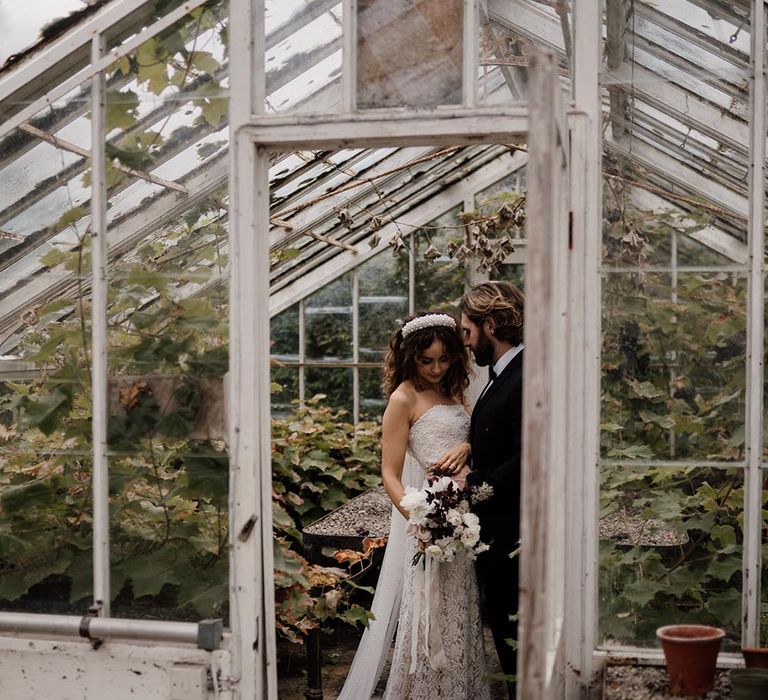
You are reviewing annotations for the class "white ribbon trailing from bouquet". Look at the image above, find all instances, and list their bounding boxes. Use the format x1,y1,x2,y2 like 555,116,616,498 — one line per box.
409,554,446,674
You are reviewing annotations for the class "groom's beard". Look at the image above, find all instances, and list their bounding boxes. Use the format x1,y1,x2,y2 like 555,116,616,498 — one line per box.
472,332,494,367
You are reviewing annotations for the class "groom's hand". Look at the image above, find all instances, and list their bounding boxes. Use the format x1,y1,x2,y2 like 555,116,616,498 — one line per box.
450,465,469,489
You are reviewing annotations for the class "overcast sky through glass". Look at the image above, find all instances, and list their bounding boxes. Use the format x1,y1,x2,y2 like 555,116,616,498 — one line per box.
0,0,85,65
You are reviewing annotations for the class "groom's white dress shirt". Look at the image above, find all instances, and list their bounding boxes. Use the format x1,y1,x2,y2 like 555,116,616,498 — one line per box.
478,343,524,401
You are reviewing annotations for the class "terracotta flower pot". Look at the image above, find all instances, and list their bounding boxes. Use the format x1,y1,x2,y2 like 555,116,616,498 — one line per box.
730,668,768,700
742,646,768,669
656,624,725,696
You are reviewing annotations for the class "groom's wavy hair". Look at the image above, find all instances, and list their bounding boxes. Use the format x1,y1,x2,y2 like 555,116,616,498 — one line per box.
459,281,525,346
382,313,469,400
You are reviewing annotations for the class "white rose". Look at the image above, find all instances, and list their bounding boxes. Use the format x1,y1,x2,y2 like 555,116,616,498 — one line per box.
462,512,480,529
400,487,427,511
400,488,430,525
430,476,454,493
461,528,480,547
446,509,462,526
425,544,442,558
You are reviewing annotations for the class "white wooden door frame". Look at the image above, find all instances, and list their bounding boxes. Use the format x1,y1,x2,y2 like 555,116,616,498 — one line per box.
518,48,572,700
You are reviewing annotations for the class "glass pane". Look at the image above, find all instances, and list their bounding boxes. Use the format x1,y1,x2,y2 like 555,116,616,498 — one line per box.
360,366,386,421
414,206,465,312
0,70,99,614
479,1,571,107
106,192,229,622
602,194,741,269
358,246,408,298
305,275,353,361
271,366,298,416
271,305,300,358
599,466,743,649
100,2,230,622
357,0,463,109
264,0,343,114
305,367,353,414
600,1,750,269
0,286,93,614
601,272,746,462
360,301,407,364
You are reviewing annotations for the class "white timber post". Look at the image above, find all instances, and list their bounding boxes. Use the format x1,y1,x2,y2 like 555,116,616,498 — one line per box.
568,0,602,695
519,47,566,699
228,0,276,697
743,0,765,649
90,31,111,618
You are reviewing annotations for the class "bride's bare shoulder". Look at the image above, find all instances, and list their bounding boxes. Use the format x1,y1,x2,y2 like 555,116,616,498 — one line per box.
389,381,416,407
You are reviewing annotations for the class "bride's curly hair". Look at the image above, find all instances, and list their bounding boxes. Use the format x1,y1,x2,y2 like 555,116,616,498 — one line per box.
382,313,469,400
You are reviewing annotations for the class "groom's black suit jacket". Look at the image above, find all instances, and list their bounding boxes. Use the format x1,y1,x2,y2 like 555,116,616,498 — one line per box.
467,350,523,542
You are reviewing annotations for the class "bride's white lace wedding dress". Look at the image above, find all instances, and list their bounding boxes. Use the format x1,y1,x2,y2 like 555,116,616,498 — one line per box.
339,403,491,700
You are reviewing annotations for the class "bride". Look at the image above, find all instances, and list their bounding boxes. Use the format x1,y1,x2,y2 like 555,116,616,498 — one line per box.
339,312,491,699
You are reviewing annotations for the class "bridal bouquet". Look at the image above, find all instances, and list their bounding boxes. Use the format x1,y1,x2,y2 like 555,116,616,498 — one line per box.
400,476,493,565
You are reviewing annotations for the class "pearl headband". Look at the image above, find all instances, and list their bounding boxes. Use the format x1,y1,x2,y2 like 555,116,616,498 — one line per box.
401,313,457,338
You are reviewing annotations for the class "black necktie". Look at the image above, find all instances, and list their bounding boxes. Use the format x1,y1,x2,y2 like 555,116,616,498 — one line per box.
489,366,496,381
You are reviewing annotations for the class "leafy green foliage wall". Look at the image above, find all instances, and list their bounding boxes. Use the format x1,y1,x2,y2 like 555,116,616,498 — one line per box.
598,190,761,648
0,188,380,642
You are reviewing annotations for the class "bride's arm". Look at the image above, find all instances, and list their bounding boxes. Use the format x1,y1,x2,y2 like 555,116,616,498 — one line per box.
381,391,412,520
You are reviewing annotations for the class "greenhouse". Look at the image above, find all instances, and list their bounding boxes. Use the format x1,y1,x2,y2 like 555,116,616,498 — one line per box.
0,0,766,697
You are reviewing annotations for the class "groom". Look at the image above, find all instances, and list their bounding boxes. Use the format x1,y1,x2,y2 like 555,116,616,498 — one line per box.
460,281,524,698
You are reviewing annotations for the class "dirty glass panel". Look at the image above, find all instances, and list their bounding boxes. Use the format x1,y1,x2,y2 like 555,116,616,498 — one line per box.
305,274,353,362
414,206,465,313
304,367,353,414
271,306,300,416
600,1,750,267
360,366,386,421
601,272,746,462
0,283,93,615
357,0,463,109
479,0,574,107
264,0,343,114
0,74,101,615
103,1,230,623
359,251,408,364
599,466,743,650
602,185,745,269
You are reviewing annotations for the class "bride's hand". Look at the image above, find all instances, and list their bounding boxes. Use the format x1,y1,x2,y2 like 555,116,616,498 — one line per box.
430,442,471,476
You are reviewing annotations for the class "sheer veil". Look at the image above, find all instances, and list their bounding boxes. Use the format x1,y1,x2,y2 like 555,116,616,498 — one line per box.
337,450,422,699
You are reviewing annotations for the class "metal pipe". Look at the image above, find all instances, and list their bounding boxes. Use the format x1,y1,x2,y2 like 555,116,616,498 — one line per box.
0,613,221,649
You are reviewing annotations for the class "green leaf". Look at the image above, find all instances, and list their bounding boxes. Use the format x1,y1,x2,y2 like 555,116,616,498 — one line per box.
20,388,73,434
106,90,139,130
621,578,660,607
711,524,737,547
607,444,655,460
189,51,220,74
706,554,742,583
55,206,87,230
0,572,29,601
120,548,184,598
39,248,67,268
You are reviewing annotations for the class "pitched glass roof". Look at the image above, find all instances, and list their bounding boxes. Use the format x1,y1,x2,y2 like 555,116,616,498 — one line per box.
0,0,760,352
